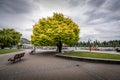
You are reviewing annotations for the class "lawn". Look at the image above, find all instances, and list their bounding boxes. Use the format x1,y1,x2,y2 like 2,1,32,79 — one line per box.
0,49,22,54
64,51,120,60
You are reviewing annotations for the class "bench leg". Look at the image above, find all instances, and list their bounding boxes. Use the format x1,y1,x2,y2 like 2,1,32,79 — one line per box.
12,60,16,63
19,58,21,61
11,60,15,64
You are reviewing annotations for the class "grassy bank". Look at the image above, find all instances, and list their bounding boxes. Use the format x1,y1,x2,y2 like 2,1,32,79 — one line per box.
0,49,22,54
64,51,120,60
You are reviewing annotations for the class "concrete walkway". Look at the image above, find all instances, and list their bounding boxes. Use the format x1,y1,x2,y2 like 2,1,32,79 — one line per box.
0,50,120,80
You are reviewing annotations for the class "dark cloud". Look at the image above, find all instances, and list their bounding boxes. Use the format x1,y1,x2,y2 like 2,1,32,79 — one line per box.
84,10,107,24
105,0,120,12
84,0,120,25
87,0,106,7
68,0,85,7
105,14,120,22
86,13,120,25
0,0,33,14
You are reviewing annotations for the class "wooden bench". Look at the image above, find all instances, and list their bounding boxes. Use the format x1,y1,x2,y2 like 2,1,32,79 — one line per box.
8,52,25,63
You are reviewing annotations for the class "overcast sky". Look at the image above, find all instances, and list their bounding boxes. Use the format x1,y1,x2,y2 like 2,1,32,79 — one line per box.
0,0,120,42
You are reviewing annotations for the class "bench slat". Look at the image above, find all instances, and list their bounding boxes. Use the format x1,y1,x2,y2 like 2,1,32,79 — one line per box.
8,52,25,63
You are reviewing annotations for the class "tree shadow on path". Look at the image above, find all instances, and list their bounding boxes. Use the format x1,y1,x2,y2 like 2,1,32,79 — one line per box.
32,51,59,57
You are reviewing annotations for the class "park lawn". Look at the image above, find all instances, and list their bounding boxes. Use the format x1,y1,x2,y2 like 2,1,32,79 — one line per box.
64,51,120,60
0,49,22,54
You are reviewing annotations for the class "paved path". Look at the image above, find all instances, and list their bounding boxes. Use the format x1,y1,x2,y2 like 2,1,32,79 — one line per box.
0,50,120,80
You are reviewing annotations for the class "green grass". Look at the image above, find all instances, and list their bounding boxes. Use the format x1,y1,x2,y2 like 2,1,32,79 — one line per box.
0,49,22,54
64,51,120,60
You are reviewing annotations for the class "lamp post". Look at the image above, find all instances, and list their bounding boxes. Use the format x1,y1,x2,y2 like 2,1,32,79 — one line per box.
88,39,91,52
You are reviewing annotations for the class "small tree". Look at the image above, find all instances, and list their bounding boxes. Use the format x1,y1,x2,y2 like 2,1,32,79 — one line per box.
31,13,80,52
0,28,22,49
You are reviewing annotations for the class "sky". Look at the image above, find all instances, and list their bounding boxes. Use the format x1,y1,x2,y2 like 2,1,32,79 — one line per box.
0,0,120,42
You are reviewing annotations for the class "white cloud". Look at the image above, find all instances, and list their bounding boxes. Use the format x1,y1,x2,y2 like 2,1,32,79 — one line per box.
88,18,105,24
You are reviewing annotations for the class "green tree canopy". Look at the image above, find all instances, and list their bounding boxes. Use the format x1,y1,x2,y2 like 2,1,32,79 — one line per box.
0,28,22,49
31,13,80,52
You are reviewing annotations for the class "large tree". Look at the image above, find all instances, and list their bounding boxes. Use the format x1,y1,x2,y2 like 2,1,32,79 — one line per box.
0,28,22,49
31,13,80,52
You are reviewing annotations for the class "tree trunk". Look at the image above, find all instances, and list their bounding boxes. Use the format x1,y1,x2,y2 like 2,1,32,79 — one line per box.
57,41,62,53
33,46,36,53
1,46,5,49
10,46,12,49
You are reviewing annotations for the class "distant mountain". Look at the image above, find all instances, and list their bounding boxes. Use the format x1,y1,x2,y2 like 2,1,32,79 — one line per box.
20,38,30,44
